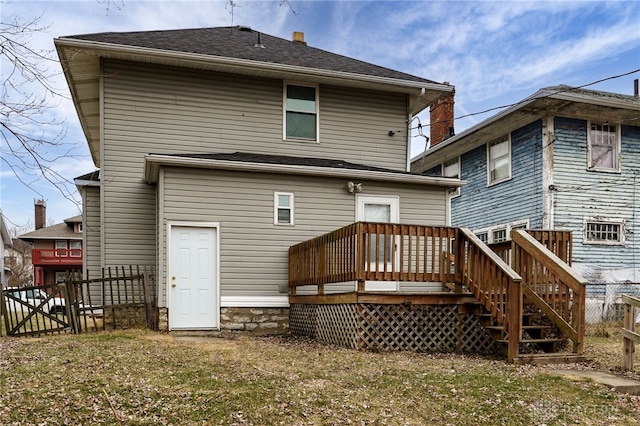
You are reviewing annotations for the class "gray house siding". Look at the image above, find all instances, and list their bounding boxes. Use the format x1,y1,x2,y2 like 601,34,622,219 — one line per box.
451,121,544,231
552,117,640,281
100,60,411,269
81,185,101,278
156,167,447,307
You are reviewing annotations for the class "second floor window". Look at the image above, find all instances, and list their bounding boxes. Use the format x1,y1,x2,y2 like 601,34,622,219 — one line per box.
588,123,620,172
70,241,82,257
55,240,68,257
487,135,511,185
284,83,318,141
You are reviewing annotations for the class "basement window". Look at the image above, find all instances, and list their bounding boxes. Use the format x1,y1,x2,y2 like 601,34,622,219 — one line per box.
584,218,624,245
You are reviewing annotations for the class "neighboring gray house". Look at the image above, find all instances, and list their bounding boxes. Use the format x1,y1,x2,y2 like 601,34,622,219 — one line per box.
412,85,640,294
56,26,459,332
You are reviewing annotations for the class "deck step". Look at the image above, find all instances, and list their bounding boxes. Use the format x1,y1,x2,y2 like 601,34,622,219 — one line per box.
512,353,587,365
496,338,563,345
484,325,551,331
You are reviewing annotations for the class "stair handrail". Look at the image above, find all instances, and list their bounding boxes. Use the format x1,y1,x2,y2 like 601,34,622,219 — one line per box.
457,228,523,362
511,229,588,354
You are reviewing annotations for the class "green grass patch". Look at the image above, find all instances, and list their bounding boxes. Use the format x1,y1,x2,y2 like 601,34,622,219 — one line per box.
0,330,638,425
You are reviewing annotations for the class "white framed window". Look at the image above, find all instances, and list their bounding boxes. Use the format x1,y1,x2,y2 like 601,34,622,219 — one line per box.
55,240,67,257
475,232,488,244
70,240,82,257
588,122,620,172
274,192,294,226
55,272,67,283
75,222,83,233
284,82,318,141
487,135,511,185
442,157,461,197
474,219,529,244
492,228,507,243
584,218,624,245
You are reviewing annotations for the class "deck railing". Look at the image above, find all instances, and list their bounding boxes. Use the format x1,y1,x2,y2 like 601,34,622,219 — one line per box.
489,230,573,267
511,230,586,354
289,223,585,362
32,249,83,265
456,228,523,361
289,222,457,294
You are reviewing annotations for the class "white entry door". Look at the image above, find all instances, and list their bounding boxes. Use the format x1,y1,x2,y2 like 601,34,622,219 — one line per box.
169,225,218,329
356,195,399,291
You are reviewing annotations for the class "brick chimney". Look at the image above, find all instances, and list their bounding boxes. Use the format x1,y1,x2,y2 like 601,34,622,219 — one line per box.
430,87,455,147
35,199,46,230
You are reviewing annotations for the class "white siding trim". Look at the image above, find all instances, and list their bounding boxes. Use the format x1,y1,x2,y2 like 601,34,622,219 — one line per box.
99,60,105,267
221,296,289,308
542,115,555,229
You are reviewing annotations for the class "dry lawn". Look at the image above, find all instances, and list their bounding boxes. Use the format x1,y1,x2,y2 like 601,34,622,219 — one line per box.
1,328,639,425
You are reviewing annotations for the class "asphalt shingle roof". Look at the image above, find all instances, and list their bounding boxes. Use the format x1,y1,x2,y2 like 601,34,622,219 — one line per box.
157,152,413,175
64,26,436,84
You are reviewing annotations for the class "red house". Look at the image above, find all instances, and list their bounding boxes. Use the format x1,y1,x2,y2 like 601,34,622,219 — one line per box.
18,201,83,286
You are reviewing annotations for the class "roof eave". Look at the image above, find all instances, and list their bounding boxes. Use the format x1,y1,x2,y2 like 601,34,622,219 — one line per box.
55,37,453,166
143,154,466,188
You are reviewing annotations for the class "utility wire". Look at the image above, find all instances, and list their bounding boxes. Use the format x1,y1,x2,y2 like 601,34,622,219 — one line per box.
411,68,640,131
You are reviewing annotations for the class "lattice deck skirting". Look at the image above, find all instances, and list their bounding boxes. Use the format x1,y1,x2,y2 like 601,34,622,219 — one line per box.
290,304,499,354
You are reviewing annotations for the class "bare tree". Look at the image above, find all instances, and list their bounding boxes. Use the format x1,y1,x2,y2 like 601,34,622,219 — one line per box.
0,11,81,204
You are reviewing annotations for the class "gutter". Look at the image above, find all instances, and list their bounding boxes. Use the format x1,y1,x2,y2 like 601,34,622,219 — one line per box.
143,154,466,188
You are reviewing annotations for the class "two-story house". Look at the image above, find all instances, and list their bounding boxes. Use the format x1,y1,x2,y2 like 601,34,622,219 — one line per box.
1,210,10,288
18,201,83,286
56,26,460,332
412,85,640,299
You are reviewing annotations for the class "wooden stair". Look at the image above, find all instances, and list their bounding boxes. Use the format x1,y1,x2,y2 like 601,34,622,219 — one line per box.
472,307,584,364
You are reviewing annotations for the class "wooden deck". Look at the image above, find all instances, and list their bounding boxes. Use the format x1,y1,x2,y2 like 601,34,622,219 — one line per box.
289,222,587,363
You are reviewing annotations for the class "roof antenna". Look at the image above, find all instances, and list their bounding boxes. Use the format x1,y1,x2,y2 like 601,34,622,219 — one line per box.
254,32,265,49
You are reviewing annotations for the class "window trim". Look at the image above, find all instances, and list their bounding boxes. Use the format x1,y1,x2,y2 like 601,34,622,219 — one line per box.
486,135,511,186
283,82,319,142
587,121,621,173
583,217,625,245
442,156,461,197
55,240,68,257
474,219,529,244
274,192,294,226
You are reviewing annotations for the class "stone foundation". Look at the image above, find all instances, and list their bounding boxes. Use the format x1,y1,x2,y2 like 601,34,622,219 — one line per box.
157,306,289,334
220,307,289,334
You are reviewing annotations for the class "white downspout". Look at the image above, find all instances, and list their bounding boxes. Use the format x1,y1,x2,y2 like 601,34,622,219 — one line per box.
406,88,426,171
542,115,555,229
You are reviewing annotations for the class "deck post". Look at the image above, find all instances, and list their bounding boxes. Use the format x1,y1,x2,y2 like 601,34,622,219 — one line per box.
356,222,365,291
506,277,522,363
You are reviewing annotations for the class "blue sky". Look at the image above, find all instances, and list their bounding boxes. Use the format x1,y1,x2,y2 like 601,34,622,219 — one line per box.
1,0,639,229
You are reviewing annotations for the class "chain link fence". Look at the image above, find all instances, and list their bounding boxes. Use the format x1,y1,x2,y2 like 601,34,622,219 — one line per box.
585,283,640,325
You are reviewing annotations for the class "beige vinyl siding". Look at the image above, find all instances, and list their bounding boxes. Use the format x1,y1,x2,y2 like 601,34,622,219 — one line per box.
100,58,418,275
102,60,409,169
82,186,101,278
157,167,446,306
